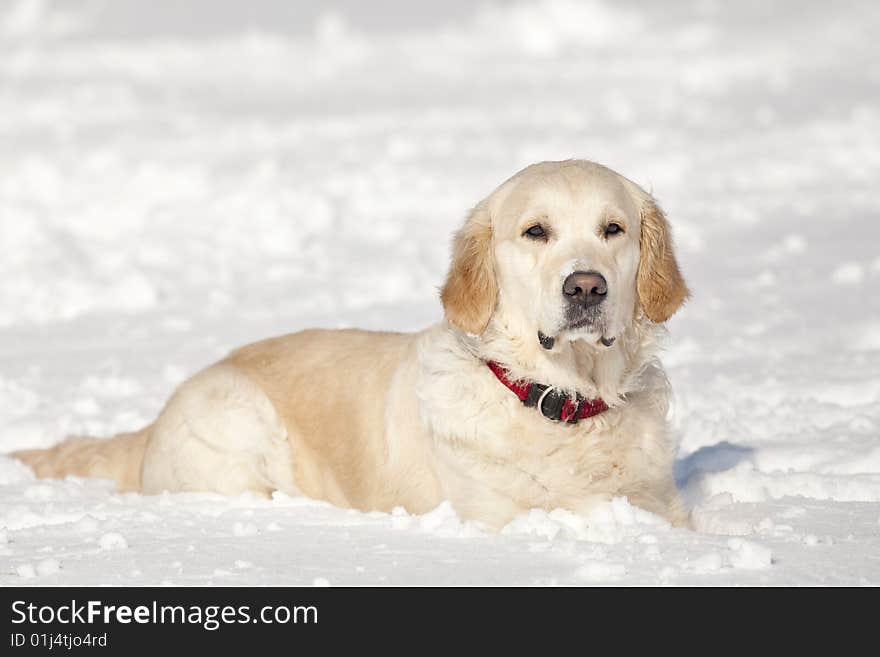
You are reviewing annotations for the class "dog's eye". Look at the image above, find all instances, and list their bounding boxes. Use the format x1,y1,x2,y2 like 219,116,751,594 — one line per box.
523,224,547,240
604,222,623,237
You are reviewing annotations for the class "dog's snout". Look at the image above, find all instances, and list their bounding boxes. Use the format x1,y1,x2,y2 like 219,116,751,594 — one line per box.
563,271,607,307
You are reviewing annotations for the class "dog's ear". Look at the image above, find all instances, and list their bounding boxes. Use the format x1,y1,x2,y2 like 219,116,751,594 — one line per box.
637,199,690,323
440,203,497,334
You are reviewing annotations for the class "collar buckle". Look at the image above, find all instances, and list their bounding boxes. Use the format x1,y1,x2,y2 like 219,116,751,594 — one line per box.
525,384,569,422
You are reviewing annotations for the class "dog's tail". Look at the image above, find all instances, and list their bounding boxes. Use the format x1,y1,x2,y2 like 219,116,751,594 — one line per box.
11,426,151,492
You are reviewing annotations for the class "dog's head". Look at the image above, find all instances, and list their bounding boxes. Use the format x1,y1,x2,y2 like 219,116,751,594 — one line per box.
441,160,689,351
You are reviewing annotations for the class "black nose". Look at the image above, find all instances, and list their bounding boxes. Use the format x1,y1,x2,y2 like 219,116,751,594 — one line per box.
563,271,607,307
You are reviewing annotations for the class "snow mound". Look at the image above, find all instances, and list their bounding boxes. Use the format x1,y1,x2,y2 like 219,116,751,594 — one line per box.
502,498,670,544
99,532,129,550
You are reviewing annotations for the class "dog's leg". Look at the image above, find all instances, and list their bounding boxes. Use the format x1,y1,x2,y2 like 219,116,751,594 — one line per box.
141,364,298,497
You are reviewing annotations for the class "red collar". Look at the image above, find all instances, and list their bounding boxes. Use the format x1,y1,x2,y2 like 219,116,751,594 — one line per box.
487,360,609,424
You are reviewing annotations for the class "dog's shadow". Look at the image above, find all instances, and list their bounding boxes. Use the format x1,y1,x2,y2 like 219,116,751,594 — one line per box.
674,441,755,506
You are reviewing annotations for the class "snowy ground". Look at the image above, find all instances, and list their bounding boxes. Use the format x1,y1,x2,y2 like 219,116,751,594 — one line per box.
1,0,879,585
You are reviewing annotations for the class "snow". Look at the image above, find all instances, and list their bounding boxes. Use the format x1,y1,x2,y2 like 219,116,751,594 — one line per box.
832,262,865,286
16,558,61,579
1,0,879,585
98,532,128,551
726,538,773,570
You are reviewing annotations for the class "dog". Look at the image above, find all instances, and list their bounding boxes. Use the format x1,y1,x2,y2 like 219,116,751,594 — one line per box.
12,159,690,529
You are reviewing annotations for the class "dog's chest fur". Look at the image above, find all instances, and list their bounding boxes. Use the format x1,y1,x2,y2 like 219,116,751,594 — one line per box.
414,325,674,527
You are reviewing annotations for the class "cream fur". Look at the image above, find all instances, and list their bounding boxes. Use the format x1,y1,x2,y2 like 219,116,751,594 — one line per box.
12,160,690,529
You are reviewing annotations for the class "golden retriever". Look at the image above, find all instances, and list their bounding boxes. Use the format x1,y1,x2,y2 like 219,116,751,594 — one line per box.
13,159,690,529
